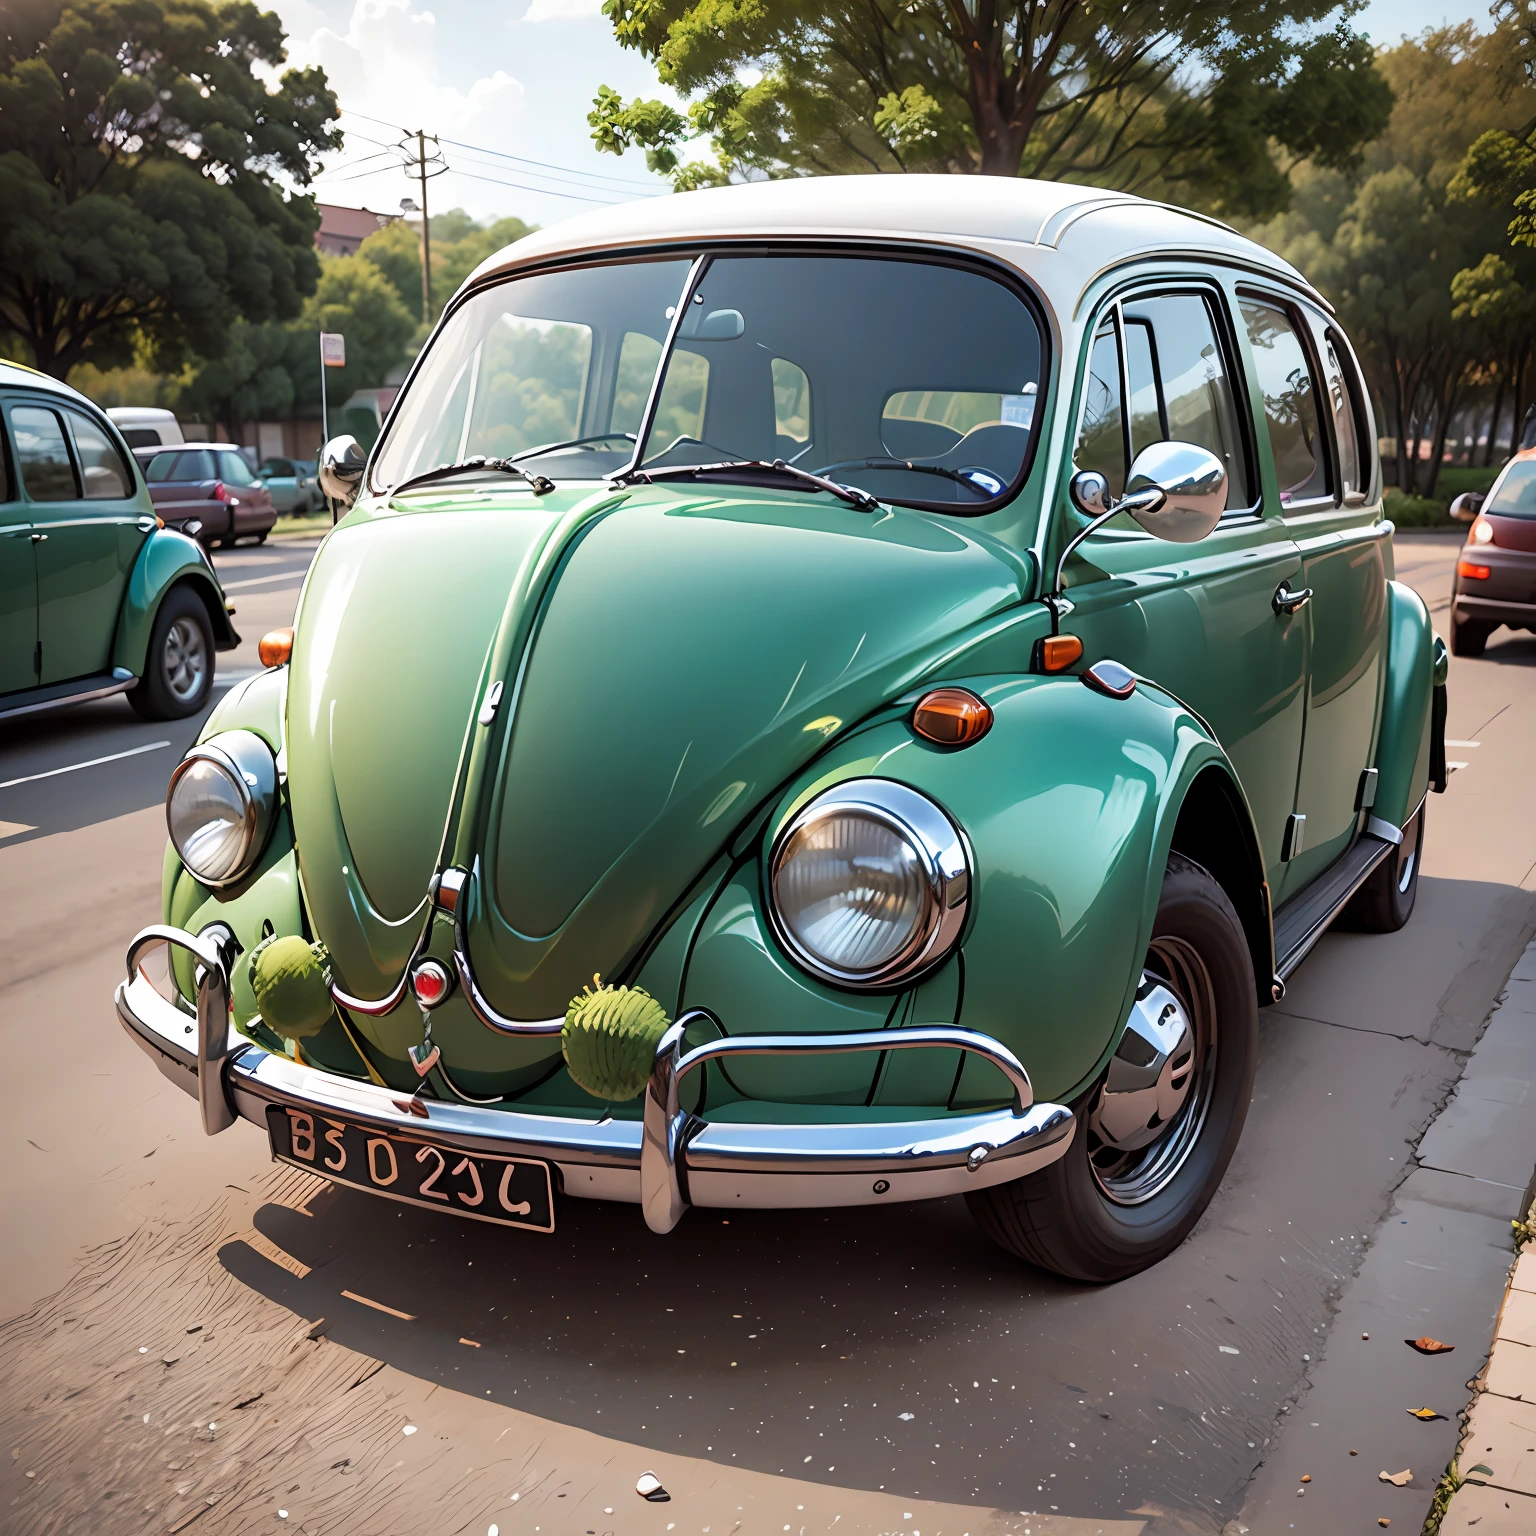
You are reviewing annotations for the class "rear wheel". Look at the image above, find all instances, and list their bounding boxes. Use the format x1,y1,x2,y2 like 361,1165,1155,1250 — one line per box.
128,585,214,720
1341,801,1424,933
967,853,1258,1282
1450,614,1493,656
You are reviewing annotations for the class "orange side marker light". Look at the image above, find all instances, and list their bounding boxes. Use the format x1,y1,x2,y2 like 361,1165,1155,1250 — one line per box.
259,626,294,667
1040,633,1083,673
911,688,993,747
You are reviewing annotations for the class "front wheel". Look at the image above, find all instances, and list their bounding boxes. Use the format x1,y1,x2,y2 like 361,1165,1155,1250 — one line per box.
967,853,1258,1283
128,585,214,720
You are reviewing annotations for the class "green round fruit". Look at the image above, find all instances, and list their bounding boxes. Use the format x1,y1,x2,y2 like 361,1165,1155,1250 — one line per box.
562,979,670,1101
248,935,334,1041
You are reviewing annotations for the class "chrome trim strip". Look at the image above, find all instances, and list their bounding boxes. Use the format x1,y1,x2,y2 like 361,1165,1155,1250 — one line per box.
0,670,136,720
331,970,413,1018
452,935,566,1035
1274,836,1395,981
119,923,1075,1223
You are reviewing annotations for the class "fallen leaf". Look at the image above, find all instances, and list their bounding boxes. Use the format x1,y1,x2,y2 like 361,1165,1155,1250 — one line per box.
1466,1463,1494,1479
1407,1336,1454,1354
1350,1449,1359,1456
1407,1407,1445,1421
1378,1520,1390,1529
1379,1469,1413,1486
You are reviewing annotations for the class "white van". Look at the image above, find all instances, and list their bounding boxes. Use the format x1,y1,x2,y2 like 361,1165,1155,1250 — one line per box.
107,406,185,449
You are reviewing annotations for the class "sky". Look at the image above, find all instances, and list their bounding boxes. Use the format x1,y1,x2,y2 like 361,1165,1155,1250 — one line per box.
272,0,1498,238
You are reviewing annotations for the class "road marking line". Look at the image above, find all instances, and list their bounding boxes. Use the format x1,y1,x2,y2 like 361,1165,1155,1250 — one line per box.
220,571,306,591
0,739,171,790
1448,761,1469,773
1445,740,1480,748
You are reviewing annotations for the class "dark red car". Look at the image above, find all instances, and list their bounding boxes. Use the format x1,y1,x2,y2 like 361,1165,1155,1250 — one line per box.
135,442,276,547
1449,447,1536,655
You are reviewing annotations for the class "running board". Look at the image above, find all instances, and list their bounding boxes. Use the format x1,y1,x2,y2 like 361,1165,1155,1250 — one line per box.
1273,835,1396,981
0,668,136,721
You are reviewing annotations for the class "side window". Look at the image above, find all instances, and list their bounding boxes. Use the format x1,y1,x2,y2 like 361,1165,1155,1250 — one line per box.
0,420,12,503
10,405,79,501
171,450,214,482
217,450,258,487
1321,329,1369,501
1074,322,1126,496
1073,291,1251,510
771,357,812,455
66,411,133,499
1239,297,1331,506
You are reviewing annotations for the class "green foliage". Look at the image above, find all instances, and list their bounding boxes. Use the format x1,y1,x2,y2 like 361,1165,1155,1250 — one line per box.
248,934,334,1042
562,977,671,1101
589,0,1391,218
0,0,340,378
1383,491,1455,528
354,210,537,325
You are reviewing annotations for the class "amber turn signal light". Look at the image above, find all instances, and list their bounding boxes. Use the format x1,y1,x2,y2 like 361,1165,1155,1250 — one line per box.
258,626,294,667
1457,559,1491,580
1039,633,1083,673
912,687,993,747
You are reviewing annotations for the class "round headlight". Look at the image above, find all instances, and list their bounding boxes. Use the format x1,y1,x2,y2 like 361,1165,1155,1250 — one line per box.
166,730,278,887
768,779,970,989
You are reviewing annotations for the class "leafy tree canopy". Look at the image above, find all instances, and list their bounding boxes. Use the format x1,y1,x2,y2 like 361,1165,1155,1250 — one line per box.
590,0,1391,217
0,0,340,377
357,210,537,329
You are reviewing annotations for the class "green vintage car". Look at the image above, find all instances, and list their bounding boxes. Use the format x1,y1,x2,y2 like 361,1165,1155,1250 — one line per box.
118,178,1446,1281
2,362,238,721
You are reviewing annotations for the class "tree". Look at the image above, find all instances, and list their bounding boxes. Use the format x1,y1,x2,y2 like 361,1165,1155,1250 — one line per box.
0,0,340,378
356,210,537,328
590,0,1391,218
179,254,414,440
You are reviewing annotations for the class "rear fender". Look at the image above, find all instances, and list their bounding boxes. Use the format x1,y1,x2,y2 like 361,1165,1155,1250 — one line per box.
114,529,239,677
1372,581,1441,827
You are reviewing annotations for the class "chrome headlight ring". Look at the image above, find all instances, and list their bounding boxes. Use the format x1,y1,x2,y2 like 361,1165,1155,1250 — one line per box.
166,730,279,889
766,778,972,990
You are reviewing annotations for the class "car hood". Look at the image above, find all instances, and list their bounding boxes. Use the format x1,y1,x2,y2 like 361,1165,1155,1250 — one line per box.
287,483,1027,1014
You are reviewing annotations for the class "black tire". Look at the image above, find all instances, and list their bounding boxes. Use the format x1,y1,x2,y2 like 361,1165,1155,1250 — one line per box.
1450,614,1492,656
253,530,269,545
128,584,215,720
1340,801,1424,933
967,853,1258,1283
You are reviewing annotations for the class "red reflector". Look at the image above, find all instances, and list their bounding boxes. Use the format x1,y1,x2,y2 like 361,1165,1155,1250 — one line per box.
1458,560,1491,580
211,481,230,502
410,960,451,1007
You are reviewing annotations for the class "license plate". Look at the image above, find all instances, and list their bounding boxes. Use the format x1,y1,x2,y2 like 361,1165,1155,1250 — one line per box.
266,1105,555,1233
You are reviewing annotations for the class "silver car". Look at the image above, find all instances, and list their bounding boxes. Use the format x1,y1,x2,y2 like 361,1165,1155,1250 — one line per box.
256,457,323,515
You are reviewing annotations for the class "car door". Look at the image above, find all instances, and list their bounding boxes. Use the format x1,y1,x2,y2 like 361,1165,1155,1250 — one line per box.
145,448,220,536
215,449,271,535
1058,279,1308,887
1237,294,1386,902
21,403,148,684
0,411,40,695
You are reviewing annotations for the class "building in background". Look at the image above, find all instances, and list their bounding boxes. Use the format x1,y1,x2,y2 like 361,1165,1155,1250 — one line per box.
315,204,399,258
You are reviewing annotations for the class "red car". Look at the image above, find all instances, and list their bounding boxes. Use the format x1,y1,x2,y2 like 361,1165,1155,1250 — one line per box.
135,442,276,547
1449,446,1536,655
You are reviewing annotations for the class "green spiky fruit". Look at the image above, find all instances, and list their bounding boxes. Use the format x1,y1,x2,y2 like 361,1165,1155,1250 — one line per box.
248,935,334,1041
562,977,670,1101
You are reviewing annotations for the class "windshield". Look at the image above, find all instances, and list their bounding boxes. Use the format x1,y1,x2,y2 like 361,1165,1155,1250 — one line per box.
1486,459,1536,517
371,252,1044,512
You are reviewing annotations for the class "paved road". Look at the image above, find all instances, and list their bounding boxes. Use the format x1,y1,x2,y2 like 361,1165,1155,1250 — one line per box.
1,532,1532,1536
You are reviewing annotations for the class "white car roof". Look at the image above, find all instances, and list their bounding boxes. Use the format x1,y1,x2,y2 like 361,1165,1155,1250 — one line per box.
465,174,1322,319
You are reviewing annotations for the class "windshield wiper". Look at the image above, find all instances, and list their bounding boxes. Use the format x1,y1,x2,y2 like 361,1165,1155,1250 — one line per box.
814,456,997,496
510,432,636,461
390,456,556,498
619,458,880,512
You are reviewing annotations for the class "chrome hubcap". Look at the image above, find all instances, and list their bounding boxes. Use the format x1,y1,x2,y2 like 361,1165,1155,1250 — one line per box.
163,617,207,700
1088,937,1217,1206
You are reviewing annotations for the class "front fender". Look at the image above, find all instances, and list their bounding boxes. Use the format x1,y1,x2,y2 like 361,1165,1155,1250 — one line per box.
1372,580,1440,827
685,672,1247,1110
114,529,239,677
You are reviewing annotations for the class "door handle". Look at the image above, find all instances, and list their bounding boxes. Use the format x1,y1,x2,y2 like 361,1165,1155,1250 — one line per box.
1273,581,1311,615
30,532,48,543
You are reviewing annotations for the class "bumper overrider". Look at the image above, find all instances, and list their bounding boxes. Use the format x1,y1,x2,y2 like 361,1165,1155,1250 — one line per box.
117,925,1076,1234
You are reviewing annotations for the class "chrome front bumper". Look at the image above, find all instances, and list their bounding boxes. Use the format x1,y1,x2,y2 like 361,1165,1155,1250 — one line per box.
117,925,1075,1233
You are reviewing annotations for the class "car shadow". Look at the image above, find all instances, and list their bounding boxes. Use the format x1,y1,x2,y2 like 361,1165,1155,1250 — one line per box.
1482,630,1536,665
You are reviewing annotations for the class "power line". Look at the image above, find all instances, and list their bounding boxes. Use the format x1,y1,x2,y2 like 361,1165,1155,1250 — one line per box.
444,166,627,205
436,135,660,191
445,143,660,199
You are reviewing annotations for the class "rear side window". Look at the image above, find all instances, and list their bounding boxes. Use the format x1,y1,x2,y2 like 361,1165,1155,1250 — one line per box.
1485,460,1536,517
1073,290,1251,510
217,451,258,487
1240,298,1331,506
165,450,214,482
10,405,79,501
66,410,133,499
1320,328,1371,502
120,427,162,448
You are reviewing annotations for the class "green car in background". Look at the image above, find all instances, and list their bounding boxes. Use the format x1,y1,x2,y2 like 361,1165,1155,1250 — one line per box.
118,178,1446,1282
1,362,238,721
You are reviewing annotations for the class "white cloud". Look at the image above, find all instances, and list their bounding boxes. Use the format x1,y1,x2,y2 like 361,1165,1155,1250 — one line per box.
522,0,605,20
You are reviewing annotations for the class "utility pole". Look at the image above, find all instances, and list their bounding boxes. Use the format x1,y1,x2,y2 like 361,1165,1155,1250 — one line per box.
416,129,432,326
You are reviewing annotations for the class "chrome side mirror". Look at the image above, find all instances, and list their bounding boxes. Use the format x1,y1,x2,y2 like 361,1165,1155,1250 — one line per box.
1056,441,1227,604
318,435,367,507
1449,491,1484,522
